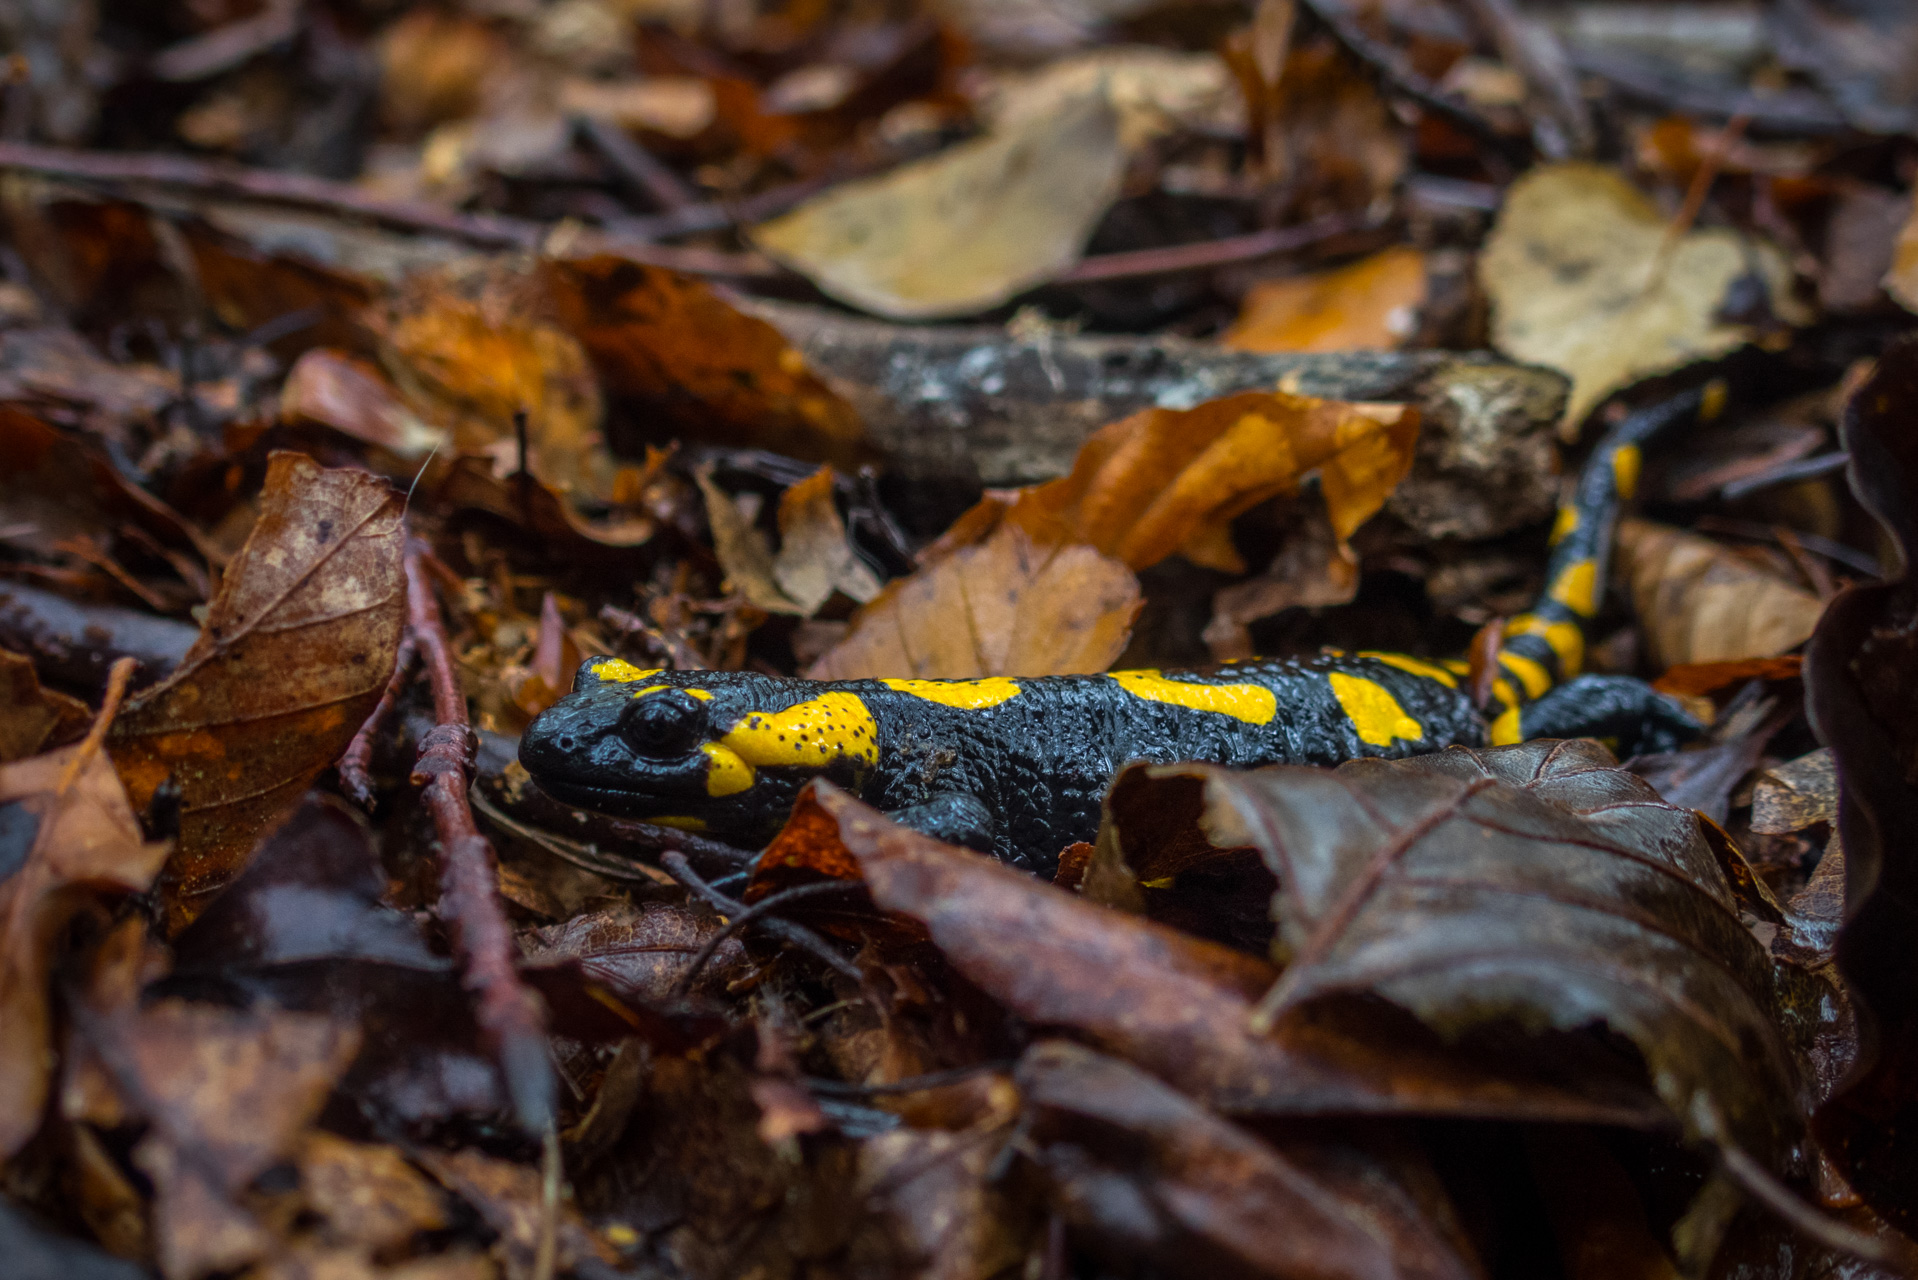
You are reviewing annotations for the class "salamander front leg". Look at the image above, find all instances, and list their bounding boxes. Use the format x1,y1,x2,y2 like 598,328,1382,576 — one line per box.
1518,674,1702,757
886,792,996,853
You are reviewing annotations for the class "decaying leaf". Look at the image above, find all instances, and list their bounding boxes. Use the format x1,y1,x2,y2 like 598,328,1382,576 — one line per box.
751,89,1126,319
411,1147,620,1277
1111,739,1801,1164
1224,246,1427,353
979,45,1240,147
0,743,169,1159
1886,186,1918,314
696,466,884,618
110,454,405,926
806,523,1139,679
749,783,1671,1127
0,649,90,762
279,349,445,458
1018,1040,1482,1280
1751,749,1837,836
1614,518,1826,668
544,256,866,467
67,990,360,1280
1482,164,1804,433
374,261,608,498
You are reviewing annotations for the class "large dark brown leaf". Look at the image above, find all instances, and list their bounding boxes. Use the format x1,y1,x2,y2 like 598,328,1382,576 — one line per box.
1103,740,1800,1165
1018,1040,1482,1280
756,784,1667,1127
108,453,405,927
1804,335,1918,1231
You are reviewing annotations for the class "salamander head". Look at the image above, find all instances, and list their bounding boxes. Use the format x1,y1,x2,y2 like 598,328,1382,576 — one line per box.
518,657,879,846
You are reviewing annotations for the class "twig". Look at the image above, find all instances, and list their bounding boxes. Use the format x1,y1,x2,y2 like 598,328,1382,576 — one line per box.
404,537,555,1133
0,141,774,278
337,631,418,810
671,880,865,996
1716,1141,1913,1269
533,1124,561,1280
1720,451,1849,501
659,851,863,985
1457,0,1594,158
574,115,699,213
1056,210,1382,283
1297,0,1528,162
55,657,135,798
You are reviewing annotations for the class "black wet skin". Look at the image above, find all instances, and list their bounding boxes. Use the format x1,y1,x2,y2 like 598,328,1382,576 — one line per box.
520,655,1490,873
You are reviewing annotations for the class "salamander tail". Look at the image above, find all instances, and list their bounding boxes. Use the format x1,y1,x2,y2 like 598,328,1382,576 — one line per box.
1484,380,1727,744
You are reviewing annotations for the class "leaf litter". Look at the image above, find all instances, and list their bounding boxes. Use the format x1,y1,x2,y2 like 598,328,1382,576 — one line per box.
1,1,1916,1276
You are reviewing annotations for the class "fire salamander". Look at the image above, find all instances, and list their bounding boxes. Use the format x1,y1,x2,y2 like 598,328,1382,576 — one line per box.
521,389,1714,873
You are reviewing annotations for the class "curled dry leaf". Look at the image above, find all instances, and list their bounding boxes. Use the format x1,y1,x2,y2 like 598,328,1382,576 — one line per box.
109,454,405,927
805,523,1139,680
1804,336,1918,1231
1614,518,1826,668
697,466,884,617
749,782,1670,1127
1223,246,1428,354
0,743,169,1160
544,255,866,467
751,89,1126,319
1018,1040,1482,1280
1109,739,1801,1167
1482,163,1804,434
0,648,89,761
978,389,1419,573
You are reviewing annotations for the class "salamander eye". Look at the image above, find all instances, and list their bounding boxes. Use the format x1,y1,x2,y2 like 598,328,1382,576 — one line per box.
619,691,707,759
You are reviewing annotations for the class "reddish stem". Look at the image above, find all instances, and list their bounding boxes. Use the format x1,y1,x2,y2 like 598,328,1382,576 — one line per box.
337,632,417,810
404,538,554,1132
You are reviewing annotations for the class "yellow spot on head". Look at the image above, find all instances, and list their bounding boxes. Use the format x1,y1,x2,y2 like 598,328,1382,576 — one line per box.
1109,670,1277,725
701,742,755,796
1358,651,1457,688
1489,704,1522,745
880,677,1021,709
720,693,879,770
1549,505,1579,546
1497,650,1552,699
1611,444,1641,501
1505,613,1584,678
593,659,662,684
1548,560,1599,616
1328,672,1425,746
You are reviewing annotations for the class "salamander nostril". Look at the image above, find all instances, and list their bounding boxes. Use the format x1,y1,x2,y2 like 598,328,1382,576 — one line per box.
557,735,575,751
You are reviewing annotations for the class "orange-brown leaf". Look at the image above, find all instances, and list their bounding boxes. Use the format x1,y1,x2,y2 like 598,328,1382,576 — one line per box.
806,523,1139,680
109,453,405,927
544,255,867,467
0,649,90,761
1223,246,1427,353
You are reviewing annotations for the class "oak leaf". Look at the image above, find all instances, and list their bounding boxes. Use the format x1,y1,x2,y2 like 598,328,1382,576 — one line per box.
1614,518,1825,668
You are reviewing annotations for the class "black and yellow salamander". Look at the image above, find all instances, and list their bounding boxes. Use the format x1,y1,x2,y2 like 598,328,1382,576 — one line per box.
520,390,1711,874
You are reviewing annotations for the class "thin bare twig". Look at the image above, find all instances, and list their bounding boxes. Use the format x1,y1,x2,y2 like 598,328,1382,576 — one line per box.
405,538,555,1133
659,851,863,985
1058,210,1383,283
0,141,775,278
55,656,135,798
671,880,866,996
574,115,699,213
337,632,418,810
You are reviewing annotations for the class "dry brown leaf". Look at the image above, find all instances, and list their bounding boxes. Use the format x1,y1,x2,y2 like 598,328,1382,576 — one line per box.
978,46,1240,147
0,743,168,1159
374,262,607,498
0,648,90,761
1483,164,1804,433
751,88,1126,319
279,350,444,458
1614,518,1826,669
806,522,1139,680
695,467,798,614
109,454,405,927
987,389,1419,573
1223,246,1427,353
544,255,866,467
412,1148,619,1277
295,1132,449,1255
774,466,883,614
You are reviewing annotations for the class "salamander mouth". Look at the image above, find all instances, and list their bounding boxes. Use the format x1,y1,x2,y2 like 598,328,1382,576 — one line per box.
524,774,683,818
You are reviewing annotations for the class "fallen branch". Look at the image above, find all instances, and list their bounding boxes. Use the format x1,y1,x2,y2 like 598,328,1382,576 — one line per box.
404,538,555,1133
